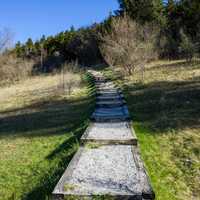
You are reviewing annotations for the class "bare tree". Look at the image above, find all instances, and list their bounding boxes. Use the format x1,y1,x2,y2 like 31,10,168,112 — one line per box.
100,15,158,78
0,28,13,52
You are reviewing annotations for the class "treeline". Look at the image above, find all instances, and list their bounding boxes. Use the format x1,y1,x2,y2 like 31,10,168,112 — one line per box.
118,0,200,59
11,0,200,72
12,25,104,72
12,19,113,72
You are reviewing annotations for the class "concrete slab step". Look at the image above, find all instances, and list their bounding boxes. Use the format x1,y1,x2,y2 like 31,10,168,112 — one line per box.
94,76,105,79
97,94,124,101
81,122,137,145
95,79,106,83
98,85,121,91
91,106,130,122
96,91,123,98
96,84,116,88
96,99,125,108
95,81,116,87
96,86,118,91
52,145,154,200
97,89,122,94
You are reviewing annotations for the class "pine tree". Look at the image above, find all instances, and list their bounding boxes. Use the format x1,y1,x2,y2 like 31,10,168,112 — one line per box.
179,0,200,40
15,41,22,57
25,38,34,57
117,0,165,25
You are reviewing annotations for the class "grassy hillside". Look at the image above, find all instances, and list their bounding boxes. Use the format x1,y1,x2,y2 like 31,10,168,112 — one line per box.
0,72,95,200
104,60,200,200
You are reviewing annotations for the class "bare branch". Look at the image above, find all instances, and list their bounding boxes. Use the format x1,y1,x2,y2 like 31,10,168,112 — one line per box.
0,28,14,52
99,15,158,78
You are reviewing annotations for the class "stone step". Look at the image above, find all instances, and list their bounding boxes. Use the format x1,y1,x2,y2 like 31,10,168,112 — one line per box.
97,88,122,94
95,79,106,83
96,84,118,89
52,145,154,200
94,75,105,79
97,94,124,101
96,92,123,98
81,122,137,145
96,87,118,92
91,106,130,122
96,99,125,108
95,81,115,85
96,85,118,91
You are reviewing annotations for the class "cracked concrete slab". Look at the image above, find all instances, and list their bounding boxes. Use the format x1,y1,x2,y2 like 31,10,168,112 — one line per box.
53,145,154,200
81,122,137,145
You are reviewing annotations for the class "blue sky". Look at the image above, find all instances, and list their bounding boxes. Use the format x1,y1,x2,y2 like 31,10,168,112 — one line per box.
0,0,119,43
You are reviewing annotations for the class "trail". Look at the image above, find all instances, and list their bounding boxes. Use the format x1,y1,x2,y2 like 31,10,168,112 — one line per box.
53,71,155,199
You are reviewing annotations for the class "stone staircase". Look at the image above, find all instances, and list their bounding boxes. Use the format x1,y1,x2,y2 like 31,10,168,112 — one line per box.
52,71,155,200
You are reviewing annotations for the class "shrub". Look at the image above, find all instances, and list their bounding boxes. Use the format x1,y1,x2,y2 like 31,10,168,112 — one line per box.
99,15,158,78
0,54,34,86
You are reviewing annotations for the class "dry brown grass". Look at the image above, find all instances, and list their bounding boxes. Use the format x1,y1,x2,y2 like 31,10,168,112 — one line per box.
0,72,81,113
0,55,83,114
133,59,200,83
0,54,34,86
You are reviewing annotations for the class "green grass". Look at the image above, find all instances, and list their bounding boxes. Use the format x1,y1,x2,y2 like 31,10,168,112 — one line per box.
0,73,96,200
103,60,200,200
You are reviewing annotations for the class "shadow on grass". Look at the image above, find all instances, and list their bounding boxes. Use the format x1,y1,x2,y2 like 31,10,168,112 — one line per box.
149,59,200,71
46,122,87,160
22,123,88,200
123,77,200,132
0,73,96,139
1,73,96,200
0,97,93,138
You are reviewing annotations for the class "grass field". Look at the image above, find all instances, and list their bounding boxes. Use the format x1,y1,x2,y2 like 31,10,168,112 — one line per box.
0,72,95,200
104,59,200,200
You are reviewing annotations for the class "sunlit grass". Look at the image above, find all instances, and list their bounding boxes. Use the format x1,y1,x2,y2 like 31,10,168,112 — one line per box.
103,59,200,200
0,73,95,200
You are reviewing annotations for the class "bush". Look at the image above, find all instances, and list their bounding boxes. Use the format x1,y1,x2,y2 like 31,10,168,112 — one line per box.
0,54,34,86
99,15,158,77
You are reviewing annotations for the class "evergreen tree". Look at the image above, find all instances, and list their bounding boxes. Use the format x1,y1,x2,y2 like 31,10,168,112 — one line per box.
118,0,165,25
25,38,34,57
163,0,181,58
15,41,22,57
34,40,41,56
178,0,200,40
